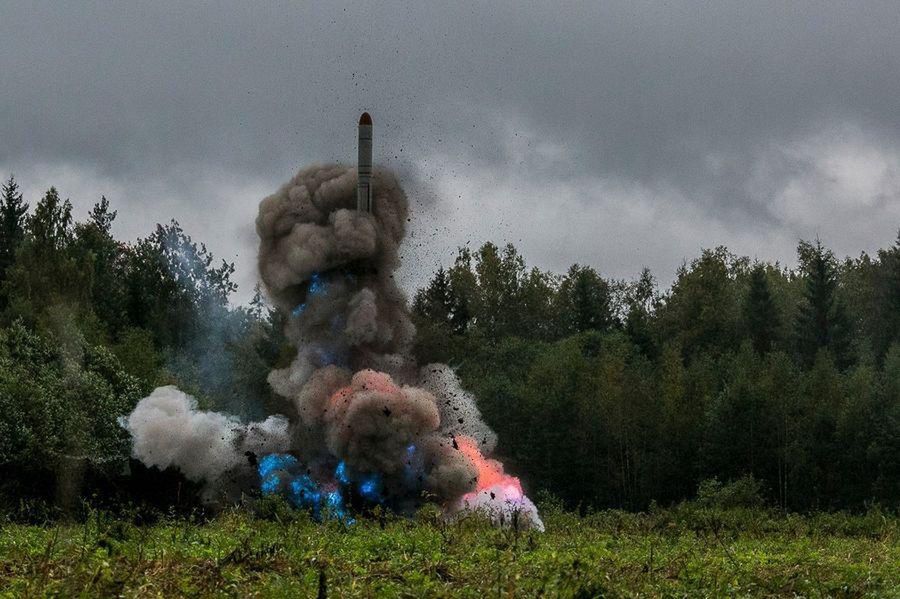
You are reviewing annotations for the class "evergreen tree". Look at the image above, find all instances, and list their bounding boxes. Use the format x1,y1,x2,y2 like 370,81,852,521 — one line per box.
75,196,126,336
4,187,91,324
556,264,614,335
745,264,780,353
0,175,29,287
870,232,900,360
625,268,657,358
795,240,852,368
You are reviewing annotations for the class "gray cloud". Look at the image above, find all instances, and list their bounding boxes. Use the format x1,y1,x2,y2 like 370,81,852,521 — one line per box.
3,1,900,300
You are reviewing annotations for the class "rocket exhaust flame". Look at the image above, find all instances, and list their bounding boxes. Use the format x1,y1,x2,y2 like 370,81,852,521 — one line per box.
120,116,543,531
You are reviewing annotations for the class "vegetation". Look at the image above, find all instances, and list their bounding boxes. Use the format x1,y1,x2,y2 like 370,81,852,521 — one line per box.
0,175,895,506
0,175,898,594
413,242,900,512
0,501,897,597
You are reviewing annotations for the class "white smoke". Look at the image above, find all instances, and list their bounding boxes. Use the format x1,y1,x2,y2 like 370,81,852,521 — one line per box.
120,386,290,483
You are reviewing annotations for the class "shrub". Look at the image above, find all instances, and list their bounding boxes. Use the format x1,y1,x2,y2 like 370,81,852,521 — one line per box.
696,475,766,509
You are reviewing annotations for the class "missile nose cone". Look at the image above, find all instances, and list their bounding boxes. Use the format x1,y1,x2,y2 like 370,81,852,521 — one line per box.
359,112,372,126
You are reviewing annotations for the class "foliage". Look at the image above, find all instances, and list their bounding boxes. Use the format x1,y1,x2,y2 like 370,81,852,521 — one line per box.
795,239,852,368
0,182,283,509
0,176,28,299
0,175,899,515
696,476,766,509
0,508,896,597
415,237,900,512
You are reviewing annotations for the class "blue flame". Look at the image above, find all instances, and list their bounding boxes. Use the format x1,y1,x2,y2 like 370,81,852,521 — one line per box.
308,272,326,295
288,475,322,509
258,453,298,483
325,489,354,523
260,452,395,523
258,453,356,524
358,474,383,503
403,444,424,489
261,474,281,495
291,273,328,318
334,461,350,485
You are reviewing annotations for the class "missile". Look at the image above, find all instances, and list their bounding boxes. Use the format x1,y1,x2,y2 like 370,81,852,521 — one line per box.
357,112,373,212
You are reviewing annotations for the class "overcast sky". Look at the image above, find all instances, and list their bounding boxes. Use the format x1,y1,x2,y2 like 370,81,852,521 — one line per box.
3,1,900,303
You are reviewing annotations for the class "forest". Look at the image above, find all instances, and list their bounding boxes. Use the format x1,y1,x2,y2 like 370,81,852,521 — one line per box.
0,174,897,516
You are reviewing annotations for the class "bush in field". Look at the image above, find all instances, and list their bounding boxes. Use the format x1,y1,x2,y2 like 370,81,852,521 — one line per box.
696,475,766,509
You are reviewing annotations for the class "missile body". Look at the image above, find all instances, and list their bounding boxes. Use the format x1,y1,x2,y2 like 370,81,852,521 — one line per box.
357,112,373,212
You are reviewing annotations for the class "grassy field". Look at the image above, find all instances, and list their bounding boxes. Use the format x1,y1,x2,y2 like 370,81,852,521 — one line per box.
0,503,897,597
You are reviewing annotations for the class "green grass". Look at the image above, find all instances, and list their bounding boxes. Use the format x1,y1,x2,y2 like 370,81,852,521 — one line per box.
0,504,897,597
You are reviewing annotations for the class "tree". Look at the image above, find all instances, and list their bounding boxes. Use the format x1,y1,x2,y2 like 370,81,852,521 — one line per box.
864,232,900,361
123,220,236,348
658,247,744,361
624,268,658,358
3,188,92,325
555,264,615,335
744,264,780,354
446,247,477,334
795,240,852,369
412,267,453,328
517,267,557,341
75,196,128,337
0,321,141,508
29,187,74,251
0,175,29,290
472,242,526,339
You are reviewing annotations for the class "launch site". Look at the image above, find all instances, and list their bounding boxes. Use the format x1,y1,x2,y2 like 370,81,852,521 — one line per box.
0,3,898,597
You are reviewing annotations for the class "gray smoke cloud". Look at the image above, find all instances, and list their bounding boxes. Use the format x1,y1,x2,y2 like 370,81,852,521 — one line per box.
123,164,542,529
120,385,290,486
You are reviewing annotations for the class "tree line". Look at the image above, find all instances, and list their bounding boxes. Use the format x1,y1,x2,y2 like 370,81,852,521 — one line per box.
0,176,284,511
0,174,896,513
412,240,900,511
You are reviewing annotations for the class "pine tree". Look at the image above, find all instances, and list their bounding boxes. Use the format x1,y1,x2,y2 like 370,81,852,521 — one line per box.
745,264,780,353
557,264,614,335
3,187,91,323
871,231,900,360
75,196,125,335
0,175,29,284
795,240,852,368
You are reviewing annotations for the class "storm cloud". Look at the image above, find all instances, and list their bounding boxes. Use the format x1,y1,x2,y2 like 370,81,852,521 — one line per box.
3,1,900,298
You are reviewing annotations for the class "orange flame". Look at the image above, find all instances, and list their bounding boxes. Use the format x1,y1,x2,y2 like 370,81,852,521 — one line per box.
455,435,523,496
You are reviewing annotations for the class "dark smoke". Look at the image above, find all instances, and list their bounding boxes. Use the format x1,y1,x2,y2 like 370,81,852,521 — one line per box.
122,164,542,530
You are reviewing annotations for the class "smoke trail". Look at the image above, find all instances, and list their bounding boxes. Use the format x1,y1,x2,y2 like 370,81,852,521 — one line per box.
123,165,543,530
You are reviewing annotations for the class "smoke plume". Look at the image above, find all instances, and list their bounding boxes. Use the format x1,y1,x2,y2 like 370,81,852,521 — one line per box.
122,164,543,530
